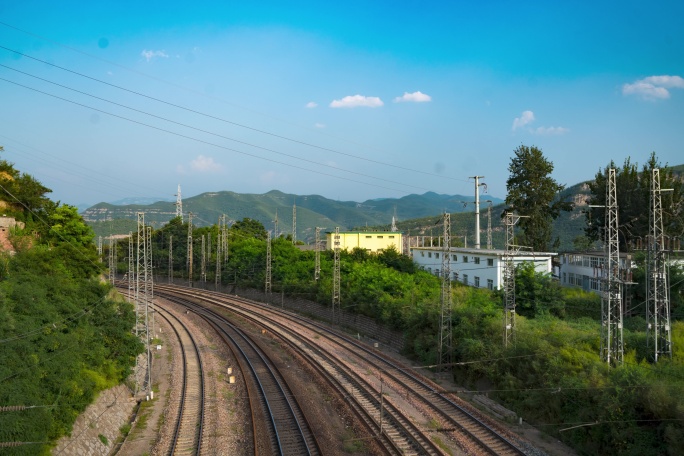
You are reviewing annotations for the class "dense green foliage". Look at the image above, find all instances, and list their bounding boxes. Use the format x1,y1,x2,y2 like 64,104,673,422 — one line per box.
505,144,574,251
0,153,142,454
586,152,684,249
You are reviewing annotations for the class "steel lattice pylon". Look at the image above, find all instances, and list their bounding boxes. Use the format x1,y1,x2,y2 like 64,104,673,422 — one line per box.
292,203,297,244
128,232,134,303
315,227,321,280
134,213,151,395
503,213,521,347
187,213,193,287
265,230,272,297
332,227,341,325
438,213,453,371
201,235,206,284
487,202,493,250
168,235,173,284
647,168,672,362
600,168,624,366
108,237,115,284
215,218,222,289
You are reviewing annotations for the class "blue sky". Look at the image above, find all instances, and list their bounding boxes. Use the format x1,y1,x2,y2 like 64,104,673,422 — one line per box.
1,1,682,208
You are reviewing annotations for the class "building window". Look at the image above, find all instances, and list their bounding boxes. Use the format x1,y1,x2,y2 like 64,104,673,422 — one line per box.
453,254,458,261
377,235,383,239
435,253,439,259
474,257,481,264
428,267,432,273
463,274,468,285
421,251,425,257
453,271,459,281
463,256,468,263
487,258,494,267
435,269,440,277
366,235,372,238
428,252,432,258
474,276,480,287
389,236,395,239
487,279,494,290
562,272,566,283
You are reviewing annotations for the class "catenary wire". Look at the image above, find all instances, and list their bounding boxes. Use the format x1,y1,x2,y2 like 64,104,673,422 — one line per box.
0,43,471,187
0,62,434,193
0,76,413,195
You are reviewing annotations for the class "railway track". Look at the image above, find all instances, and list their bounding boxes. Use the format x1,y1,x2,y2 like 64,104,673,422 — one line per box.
171,296,321,455
155,304,206,455
157,284,531,455
157,287,447,455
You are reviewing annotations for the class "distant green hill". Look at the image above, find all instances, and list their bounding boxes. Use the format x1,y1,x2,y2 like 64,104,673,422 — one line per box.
83,190,504,239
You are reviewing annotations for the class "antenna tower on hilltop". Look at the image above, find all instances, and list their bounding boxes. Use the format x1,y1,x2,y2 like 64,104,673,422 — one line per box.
175,184,183,222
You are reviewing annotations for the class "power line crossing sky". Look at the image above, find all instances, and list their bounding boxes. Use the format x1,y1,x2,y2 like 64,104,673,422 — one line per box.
0,1,682,207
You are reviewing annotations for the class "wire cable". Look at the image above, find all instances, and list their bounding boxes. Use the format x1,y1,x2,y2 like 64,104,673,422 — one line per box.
0,43,471,186
0,62,434,193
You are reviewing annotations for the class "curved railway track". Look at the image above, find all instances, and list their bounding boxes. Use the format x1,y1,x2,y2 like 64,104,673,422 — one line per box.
159,286,490,455
155,304,206,456
170,296,321,456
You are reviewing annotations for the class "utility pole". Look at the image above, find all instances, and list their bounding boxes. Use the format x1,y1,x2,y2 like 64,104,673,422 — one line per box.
503,212,525,346
128,232,134,303
438,212,452,372
470,176,486,249
201,235,206,284
274,208,279,239
647,168,673,362
315,227,321,281
98,236,103,261
292,201,297,244
187,212,193,288
175,184,183,222
146,226,154,353
135,213,151,395
168,235,173,284
108,237,115,284
485,200,493,250
601,168,624,366
265,230,272,298
332,227,341,325
215,221,222,290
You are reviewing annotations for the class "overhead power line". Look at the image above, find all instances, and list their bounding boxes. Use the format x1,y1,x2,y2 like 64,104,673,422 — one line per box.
0,44,471,187
0,76,414,194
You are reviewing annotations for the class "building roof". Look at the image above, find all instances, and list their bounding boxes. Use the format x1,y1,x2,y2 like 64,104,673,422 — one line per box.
325,231,402,235
410,246,557,257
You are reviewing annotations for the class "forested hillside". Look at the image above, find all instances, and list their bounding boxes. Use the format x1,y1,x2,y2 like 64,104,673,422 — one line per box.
0,150,142,455
84,189,504,239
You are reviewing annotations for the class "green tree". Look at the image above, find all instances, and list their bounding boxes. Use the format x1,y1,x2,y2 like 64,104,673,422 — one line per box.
505,145,573,251
231,217,267,240
586,153,684,250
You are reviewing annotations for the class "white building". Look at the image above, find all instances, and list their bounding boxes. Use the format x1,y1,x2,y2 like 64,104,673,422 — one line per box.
557,251,633,294
410,246,556,290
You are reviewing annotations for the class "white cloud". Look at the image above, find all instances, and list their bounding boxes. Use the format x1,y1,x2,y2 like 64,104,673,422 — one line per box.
141,49,169,62
306,101,318,108
532,126,569,135
393,91,432,103
512,110,535,130
622,75,684,100
314,123,325,128
330,94,383,108
190,155,222,172
176,165,186,174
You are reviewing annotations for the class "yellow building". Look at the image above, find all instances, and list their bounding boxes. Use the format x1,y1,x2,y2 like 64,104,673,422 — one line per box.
326,231,403,254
